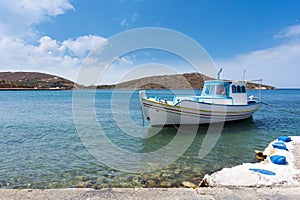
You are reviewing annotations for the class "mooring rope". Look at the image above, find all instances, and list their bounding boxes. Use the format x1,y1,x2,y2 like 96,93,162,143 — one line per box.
262,102,300,116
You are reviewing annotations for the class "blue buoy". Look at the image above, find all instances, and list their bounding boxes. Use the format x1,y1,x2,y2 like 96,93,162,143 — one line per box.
272,142,288,151
278,136,292,142
270,155,287,165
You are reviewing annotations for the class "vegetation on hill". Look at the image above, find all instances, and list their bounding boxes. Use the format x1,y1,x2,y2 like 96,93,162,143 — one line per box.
0,72,75,89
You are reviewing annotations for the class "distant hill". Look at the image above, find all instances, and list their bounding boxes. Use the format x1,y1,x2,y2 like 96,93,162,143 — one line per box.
0,72,75,90
0,71,276,90
97,73,211,89
97,72,276,90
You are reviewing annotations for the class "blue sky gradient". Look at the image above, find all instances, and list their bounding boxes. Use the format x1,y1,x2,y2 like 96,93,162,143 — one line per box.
1,0,300,87
36,0,300,57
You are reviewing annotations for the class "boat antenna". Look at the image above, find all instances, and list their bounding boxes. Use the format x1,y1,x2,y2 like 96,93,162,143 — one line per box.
217,68,223,80
243,69,246,81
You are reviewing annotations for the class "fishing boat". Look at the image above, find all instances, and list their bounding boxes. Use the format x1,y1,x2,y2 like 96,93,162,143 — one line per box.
139,70,262,126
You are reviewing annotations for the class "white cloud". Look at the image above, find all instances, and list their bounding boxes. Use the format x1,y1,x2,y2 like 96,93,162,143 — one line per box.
120,19,127,27
0,1,107,83
62,35,107,57
219,25,300,88
0,0,74,38
131,13,139,23
0,35,107,81
275,24,300,39
120,13,139,27
114,56,134,66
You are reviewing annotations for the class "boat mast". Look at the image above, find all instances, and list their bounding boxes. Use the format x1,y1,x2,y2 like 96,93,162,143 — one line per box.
217,68,223,80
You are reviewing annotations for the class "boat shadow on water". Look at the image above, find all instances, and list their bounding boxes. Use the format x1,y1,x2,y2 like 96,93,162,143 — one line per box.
141,116,262,163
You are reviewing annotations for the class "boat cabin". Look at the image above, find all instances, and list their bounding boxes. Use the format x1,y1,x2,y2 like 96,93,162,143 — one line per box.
198,80,248,105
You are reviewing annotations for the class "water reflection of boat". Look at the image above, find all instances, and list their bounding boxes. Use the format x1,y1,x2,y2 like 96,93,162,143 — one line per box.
139,71,262,126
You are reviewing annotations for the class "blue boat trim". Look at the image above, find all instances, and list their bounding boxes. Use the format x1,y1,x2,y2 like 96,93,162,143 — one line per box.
175,99,261,107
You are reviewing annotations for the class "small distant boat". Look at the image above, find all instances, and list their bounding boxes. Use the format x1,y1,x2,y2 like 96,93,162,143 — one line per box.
139,70,262,126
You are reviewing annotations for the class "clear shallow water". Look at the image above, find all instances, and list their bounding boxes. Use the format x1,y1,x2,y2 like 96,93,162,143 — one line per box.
0,89,299,189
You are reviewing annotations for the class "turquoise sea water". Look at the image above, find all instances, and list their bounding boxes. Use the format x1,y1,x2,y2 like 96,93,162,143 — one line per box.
0,89,300,189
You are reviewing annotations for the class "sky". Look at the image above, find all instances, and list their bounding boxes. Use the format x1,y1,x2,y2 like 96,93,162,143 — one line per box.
1,0,300,88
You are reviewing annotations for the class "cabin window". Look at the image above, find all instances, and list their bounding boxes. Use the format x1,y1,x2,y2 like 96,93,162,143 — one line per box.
232,85,236,93
202,83,228,96
202,85,212,96
241,85,246,93
237,85,241,93
216,84,226,96
231,84,246,93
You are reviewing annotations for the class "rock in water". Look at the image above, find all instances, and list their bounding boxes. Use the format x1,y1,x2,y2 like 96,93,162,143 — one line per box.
181,181,196,188
146,179,158,187
160,181,172,187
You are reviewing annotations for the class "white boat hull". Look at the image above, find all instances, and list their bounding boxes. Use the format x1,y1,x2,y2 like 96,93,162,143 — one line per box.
139,91,262,126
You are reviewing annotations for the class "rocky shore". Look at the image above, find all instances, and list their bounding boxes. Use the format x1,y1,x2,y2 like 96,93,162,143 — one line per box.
201,136,300,187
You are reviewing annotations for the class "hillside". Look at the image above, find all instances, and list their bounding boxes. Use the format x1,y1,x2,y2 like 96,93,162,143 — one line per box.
97,72,276,90
0,72,75,90
107,73,211,89
0,71,276,90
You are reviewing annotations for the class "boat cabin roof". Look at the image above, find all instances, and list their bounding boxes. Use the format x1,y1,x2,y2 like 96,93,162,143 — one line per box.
204,80,246,85
204,80,231,84
201,80,247,98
